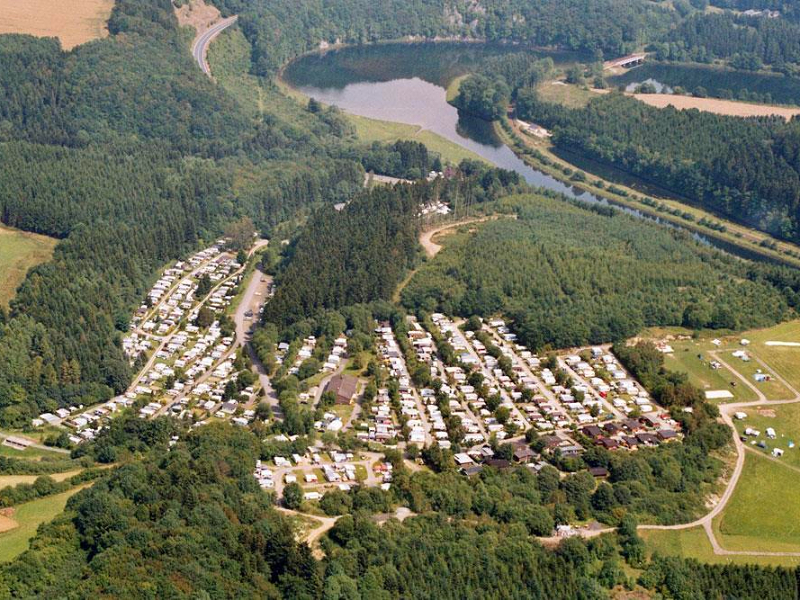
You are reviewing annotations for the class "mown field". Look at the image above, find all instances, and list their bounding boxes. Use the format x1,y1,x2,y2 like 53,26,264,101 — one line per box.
0,0,113,50
716,452,800,554
0,225,57,307
641,526,800,568
734,403,800,469
663,341,757,404
0,486,86,563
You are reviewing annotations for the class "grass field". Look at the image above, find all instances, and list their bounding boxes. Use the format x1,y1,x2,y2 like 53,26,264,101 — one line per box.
536,82,599,108
0,443,66,460
0,485,87,563
642,527,800,567
664,342,757,403
733,320,800,393
717,349,792,400
0,225,57,307
0,0,113,50
734,403,800,469
0,470,83,490
716,452,800,553
348,113,487,166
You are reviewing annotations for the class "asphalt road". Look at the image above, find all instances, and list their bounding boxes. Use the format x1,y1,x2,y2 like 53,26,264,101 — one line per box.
191,16,238,77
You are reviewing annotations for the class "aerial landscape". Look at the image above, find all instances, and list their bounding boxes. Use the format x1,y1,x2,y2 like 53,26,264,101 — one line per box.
3,0,800,597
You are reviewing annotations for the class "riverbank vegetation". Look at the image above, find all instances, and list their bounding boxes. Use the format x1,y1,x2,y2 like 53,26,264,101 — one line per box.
516,91,800,245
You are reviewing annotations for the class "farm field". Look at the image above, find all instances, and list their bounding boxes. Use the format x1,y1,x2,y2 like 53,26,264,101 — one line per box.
0,486,86,563
0,0,114,50
641,527,800,568
716,453,800,554
632,93,800,120
0,225,58,307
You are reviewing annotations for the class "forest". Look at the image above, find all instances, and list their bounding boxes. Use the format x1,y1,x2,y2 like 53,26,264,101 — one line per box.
516,91,800,243
401,194,791,350
3,0,800,597
263,163,523,329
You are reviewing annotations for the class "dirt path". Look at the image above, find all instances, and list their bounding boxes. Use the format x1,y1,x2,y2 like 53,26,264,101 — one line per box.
419,216,500,258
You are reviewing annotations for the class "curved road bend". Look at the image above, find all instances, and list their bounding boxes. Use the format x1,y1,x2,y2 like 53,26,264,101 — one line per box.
191,16,238,77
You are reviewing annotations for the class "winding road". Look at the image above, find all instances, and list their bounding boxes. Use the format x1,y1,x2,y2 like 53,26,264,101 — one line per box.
191,15,238,77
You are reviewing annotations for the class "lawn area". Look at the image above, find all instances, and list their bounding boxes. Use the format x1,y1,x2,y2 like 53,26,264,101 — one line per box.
642,527,800,567
0,485,88,563
0,225,57,307
664,342,756,403
716,452,800,553
733,403,800,469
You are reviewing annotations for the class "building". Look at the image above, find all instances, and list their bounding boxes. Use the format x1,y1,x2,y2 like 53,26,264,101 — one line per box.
325,374,358,405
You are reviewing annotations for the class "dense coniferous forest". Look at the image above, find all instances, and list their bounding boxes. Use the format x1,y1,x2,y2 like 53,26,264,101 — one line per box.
516,91,800,243
402,194,790,349
264,166,523,328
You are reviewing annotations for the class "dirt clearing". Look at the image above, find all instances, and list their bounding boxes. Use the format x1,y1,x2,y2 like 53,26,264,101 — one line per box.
0,0,114,50
175,0,221,36
0,509,16,534
633,94,800,120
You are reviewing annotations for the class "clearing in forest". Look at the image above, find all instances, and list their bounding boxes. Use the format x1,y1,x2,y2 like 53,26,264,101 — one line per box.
633,93,800,120
0,0,114,50
0,225,57,307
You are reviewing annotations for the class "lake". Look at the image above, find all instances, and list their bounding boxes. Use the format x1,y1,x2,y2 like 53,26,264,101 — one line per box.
284,42,756,253
283,42,602,199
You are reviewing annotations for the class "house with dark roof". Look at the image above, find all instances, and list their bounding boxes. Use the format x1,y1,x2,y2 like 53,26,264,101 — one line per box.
325,374,358,405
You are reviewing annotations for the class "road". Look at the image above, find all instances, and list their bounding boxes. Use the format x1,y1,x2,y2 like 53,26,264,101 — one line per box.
634,350,800,556
230,254,279,415
191,15,238,77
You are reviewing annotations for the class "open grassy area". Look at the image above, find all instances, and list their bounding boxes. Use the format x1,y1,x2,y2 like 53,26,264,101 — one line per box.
733,320,800,393
0,225,57,307
0,0,113,50
348,113,487,166
716,452,800,553
535,81,599,108
641,526,800,567
0,443,68,461
0,470,83,490
0,485,87,563
733,403,800,469
664,342,757,403
717,349,792,400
